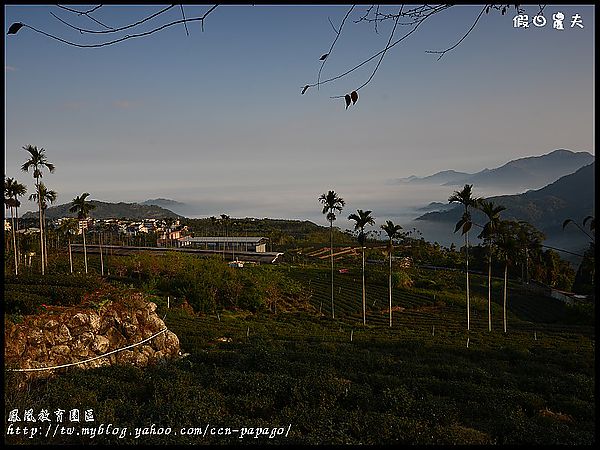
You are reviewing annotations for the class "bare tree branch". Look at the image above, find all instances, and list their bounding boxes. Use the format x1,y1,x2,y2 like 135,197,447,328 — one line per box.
425,5,487,61
180,5,190,37
305,5,451,96
327,16,339,34
317,5,356,90
352,6,402,94
56,4,114,30
18,5,218,49
51,5,176,35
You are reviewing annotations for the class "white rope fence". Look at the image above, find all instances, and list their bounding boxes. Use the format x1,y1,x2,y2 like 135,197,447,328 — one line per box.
7,328,168,373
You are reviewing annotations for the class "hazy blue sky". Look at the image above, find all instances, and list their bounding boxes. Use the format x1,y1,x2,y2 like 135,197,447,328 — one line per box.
4,4,595,235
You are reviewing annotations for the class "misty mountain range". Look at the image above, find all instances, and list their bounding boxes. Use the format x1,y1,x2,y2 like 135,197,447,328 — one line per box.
416,162,595,254
22,201,182,221
398,149,594,191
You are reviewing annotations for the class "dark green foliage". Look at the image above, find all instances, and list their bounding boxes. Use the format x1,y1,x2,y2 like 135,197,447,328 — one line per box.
109,253,308,313
4,273,106,314
4,263,594,445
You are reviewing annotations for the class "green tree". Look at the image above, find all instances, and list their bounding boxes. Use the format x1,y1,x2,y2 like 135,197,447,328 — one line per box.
494,220,519,333
380,220,404,327
449,184,480,331
515,220,544,284
348,209,375,325
57,217,79,274
4,176,27,274
563,216,595,294
318,190,345,318
69,193,96,274
29,182,57,272
477,199,506,332
21,145,55,275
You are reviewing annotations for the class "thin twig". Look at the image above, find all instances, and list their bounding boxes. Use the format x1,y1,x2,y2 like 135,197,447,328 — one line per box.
317,5,356,90
56,4,113,30
327,16,339,34
51,4,176,35
353,6,402,93
180,4,190,36
325,11,439,98
305,5,451,95
425,5,487,61
22,5,218,48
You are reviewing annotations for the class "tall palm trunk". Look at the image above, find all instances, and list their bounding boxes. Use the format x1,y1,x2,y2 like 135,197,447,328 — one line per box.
15,203,21,271
488,251,492,332
362,246,366,325
100,233,104,276
503,260,508,333
330,220,335,319
10,206,18,275
69,237,73,274
388,242,392,327
36,179,44,275
465,230,470,331
43,209,49,271
83,228,88,274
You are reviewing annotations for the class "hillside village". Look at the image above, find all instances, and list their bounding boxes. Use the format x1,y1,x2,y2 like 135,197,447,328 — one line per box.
5,217,189,247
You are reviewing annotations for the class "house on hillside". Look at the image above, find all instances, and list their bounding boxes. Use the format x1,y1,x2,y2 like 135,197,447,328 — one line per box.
526,280,590,305
178,236,269,253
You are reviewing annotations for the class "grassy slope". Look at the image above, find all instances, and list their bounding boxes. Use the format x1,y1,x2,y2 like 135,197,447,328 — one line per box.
4,264,595,445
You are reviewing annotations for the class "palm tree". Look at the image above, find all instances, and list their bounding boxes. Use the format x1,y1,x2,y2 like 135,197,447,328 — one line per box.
380,220,404,327
57,218,79,274
563,216,595,244
4,176,19,275
11,180,27,266
515,221,545,284
318,190,345,318
29,183,57,271
21,145,55,275
477,199,506,332
69,193,96,274
348,209,376,325
494,220,519,333
449,184,480,331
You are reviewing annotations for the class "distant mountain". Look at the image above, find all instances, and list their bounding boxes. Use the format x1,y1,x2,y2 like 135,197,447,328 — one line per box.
141,198,185,208
141,198,193,216
398,149,594,191
416,163,595,253
22,200,182,220
416,202,456,213
398,170,471,185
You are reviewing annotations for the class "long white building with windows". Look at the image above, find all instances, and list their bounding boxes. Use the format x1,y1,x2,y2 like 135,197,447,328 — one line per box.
178,236,269,253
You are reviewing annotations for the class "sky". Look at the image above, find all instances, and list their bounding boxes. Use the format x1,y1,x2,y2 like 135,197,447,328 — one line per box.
4,4,595,243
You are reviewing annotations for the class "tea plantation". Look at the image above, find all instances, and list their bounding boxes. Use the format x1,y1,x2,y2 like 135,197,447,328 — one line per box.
4,259,595,445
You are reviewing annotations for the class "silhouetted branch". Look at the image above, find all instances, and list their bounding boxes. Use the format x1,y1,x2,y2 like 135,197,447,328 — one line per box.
50,5,176,35
180,5,190,36
352,6,402,94
56,4,114,30
309,7,443,97
327,16,339,34
18,5,218,48
425,5,487,61
306,4,529,101
318,5,356,90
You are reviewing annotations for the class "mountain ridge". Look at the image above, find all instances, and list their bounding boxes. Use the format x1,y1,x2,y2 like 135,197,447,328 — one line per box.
22,200,182,220
397,149,594,190
415,162,595,253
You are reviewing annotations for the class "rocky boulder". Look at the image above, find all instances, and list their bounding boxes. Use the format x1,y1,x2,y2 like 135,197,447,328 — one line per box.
4,294,180,383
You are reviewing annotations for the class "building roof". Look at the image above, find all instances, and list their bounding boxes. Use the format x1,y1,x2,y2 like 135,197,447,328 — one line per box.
180,236,268,244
